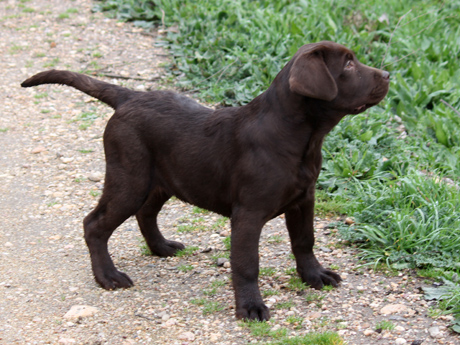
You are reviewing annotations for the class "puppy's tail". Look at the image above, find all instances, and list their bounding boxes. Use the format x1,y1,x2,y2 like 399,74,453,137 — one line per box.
21,70,135,110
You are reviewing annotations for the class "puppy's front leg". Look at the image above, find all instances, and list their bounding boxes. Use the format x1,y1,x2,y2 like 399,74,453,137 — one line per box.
285,188,342,290
230,210,270,321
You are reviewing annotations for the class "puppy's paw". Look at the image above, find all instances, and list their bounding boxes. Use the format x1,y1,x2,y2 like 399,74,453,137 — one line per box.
301,266,342,290
95,269,134,290
236,302,270,321
150,239,185,257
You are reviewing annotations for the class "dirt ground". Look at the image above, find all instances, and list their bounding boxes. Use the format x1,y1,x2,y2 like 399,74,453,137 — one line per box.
0,0,459,344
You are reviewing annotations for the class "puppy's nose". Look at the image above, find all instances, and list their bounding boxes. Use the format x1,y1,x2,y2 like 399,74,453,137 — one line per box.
382,71,390,80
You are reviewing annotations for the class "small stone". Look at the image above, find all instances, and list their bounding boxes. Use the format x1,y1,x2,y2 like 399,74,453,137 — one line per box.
162,317,177,327
395,338,407,344
223,261,231,268
363,329,374,336
428,326,441,338
210,333,221,342
5,242,13,247
345,217,354,225
64,305,99,320
88,172,103,182
306,312,321,320
216,258,228,267
60,157,74,164
178,332,195,341
411,340,423,345
395,325,405,332
58,338,76,344
320,246,332,253
389,315,408,322
380,303,408,315
219,230,229,237
31,146,46,154
161,313,170,321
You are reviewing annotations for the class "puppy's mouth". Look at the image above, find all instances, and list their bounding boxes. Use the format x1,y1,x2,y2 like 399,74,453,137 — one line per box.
351,104,372,114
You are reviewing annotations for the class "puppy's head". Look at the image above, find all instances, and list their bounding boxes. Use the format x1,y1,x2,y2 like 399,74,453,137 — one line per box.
288,41,389,114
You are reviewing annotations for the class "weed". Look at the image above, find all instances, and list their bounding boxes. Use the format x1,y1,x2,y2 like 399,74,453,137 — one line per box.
211,216,228,230
43,57,60,68
222,236,231,251
176,246,199,257
89,190,101,197
199,300,223,315
78,149,94,154
284,267,296,275
241,320,271,337
192,206,209,214
211,251,230,261
268,235,283,244
259,267,276,277
375,320,395,331
286,316,303,330
178,264,194,272
275,301,294,310
266,331,344,345
287,276,307,291
33,92,48,99
262,289,280,297
137,239,152,255
0,128,9,133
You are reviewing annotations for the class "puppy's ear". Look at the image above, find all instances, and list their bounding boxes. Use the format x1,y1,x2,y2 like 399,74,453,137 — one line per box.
289,49,338,101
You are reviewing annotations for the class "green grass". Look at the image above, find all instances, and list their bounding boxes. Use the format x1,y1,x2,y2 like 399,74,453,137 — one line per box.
177,264,194,272
190,298,224,315
96,0,460,331
78,149,94,154
375,320,395,331
259,267,276,277
175,246,199,257
241,320,343,345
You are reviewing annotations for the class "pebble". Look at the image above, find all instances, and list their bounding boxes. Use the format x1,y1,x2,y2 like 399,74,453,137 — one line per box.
395,338,407,344
64,305,99,320
428,326,441,338
178,331,195,341
320,246,332,253
162,318,177,327
88,172,103,182
306,312,321,320
380,303,408,315
344,217,354,225
216,258,228,267
363,329,373,336
31,146,46,154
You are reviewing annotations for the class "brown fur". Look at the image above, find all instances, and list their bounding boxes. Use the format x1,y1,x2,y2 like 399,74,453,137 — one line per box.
22,41,389,321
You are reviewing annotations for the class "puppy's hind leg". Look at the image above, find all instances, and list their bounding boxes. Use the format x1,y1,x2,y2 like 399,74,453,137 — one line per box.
136,188,185,257
84,124,153,290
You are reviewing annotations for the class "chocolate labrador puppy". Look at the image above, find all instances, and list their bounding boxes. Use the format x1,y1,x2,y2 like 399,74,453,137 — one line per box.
22,41,389,321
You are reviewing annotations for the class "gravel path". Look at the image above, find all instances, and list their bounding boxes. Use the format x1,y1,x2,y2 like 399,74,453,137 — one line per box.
0,1,458,344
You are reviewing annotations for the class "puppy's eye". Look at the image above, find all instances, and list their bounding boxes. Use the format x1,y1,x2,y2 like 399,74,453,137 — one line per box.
345,60,354,69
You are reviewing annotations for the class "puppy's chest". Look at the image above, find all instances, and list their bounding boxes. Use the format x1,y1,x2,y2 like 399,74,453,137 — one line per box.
297,160,321,185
